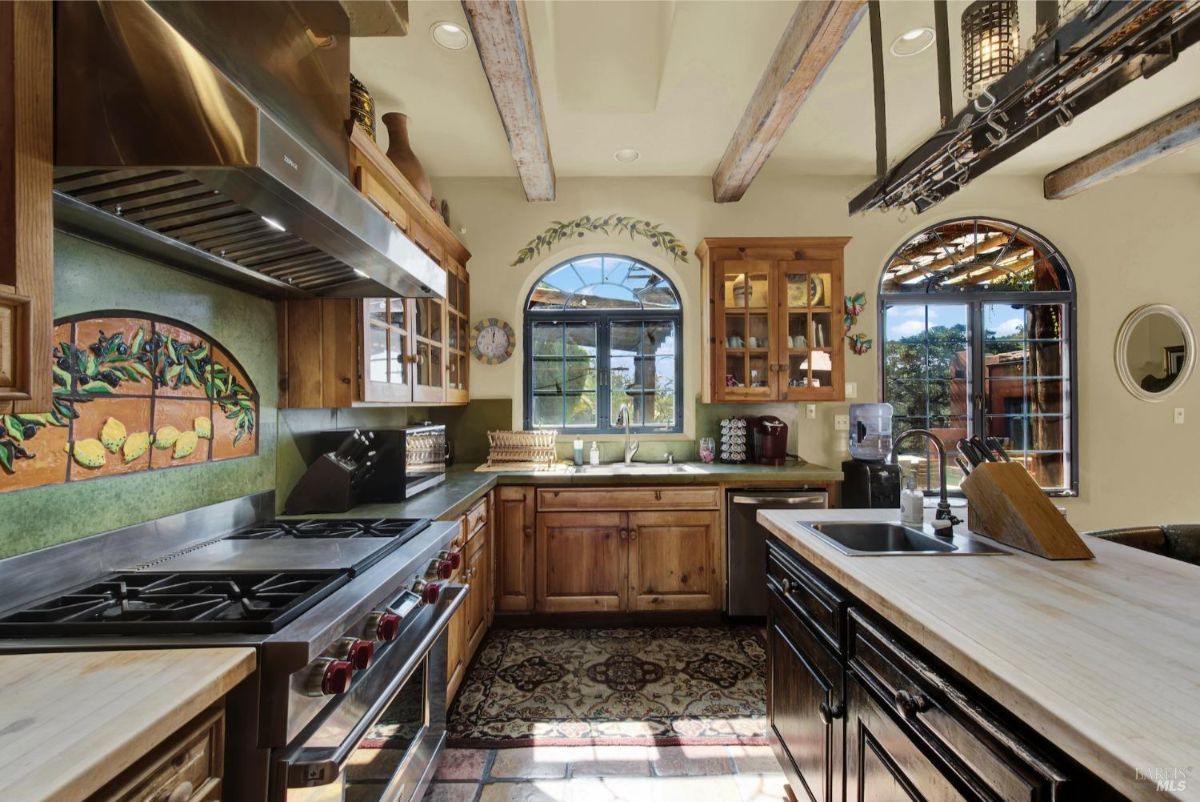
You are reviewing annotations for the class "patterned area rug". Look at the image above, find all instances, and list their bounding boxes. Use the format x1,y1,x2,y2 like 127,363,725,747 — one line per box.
444,626,768,748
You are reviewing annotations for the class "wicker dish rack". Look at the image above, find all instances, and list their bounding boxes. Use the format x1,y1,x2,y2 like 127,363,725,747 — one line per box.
485,430,559,470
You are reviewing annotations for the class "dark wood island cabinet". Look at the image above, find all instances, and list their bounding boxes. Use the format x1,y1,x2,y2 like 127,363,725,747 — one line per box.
766,539,1125,802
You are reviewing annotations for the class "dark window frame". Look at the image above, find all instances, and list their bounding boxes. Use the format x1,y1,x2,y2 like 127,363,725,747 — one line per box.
878,218,1079,496
523,254,684,434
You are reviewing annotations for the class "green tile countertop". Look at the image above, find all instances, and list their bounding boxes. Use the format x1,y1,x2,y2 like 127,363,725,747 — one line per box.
303,461,843,522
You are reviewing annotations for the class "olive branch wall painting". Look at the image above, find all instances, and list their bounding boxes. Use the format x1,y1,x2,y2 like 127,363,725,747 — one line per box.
511,215,689,266
0,312,259,493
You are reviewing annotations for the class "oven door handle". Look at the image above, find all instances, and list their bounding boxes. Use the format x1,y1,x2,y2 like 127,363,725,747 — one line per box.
281,583,468,788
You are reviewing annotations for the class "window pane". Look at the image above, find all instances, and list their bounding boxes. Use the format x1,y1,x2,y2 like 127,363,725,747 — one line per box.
564,359,596,392
368,325,388,383
532,396,563,428
526,255,679,311
532,322,563,356
565,394,597,427
532,359,562,394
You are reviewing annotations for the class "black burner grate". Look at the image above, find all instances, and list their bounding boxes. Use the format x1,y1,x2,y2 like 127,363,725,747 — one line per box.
0,571,350,636
229,518,429,541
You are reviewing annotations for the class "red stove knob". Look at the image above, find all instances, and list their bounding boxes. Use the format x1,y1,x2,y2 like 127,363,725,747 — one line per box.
423,582,441,604
439,550,462,570
305,658,353,696
373,611,401,641
437,560,453,579
345,639,374,670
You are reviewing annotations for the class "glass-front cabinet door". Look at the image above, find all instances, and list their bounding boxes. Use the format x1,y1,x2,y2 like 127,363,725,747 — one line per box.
360,298,413,403
777,259,843,402
444,256,469,404
412,296,445,403
713,258,776,401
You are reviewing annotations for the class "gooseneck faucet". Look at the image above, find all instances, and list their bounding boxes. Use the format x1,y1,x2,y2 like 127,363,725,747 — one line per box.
890,429,961,526
615,403,639,465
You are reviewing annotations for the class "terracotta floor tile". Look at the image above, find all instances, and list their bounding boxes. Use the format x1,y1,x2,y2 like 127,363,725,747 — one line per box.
728,745,781,775
569,746,651,777
649,745,733,776
733,773,789,802
489,747,570,779
423,782,481,802
567,777,662,801
345,748,405,780
436,748,491,781
479,780,570,802
649,775,743,802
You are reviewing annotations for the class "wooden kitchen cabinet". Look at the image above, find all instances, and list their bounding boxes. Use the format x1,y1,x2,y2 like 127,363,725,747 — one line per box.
698,237,848,403
534,491,723,614
278,126,472,408
536,511,627,613
495,486,536,613
448,495,492,704
445,523,468,703
0,2,53,414
91,704,225,802
627,510,721,611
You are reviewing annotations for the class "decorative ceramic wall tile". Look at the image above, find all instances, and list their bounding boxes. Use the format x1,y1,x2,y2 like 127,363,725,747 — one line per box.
1,311,259,494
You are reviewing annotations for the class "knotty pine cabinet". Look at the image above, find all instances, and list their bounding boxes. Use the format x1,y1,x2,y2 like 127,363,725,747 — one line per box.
494,486,536,613
447,494,492,704
698,238,848,403
0,2,53,414
277,126,470,408
533,487,722,614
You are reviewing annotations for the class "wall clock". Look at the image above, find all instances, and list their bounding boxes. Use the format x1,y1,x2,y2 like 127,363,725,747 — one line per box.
471,318,515,364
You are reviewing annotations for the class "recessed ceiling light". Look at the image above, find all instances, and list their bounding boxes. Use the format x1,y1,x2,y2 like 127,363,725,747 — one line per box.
614,148,640,164
890,27,935,57
430,21,470,51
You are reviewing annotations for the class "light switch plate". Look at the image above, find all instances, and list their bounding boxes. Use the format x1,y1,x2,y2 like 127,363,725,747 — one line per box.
806,404,817,420
845,381,858,398
1175,407,1185,424
834,414,850,431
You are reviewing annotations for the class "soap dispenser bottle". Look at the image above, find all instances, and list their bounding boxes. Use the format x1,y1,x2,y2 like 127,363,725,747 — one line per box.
900,472,924,527
589,441,600,466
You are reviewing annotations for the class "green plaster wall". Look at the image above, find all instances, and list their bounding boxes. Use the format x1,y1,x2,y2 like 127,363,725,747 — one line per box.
0,233,279,558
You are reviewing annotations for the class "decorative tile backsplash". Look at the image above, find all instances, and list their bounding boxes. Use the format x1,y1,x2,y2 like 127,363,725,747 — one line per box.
1,311,259,494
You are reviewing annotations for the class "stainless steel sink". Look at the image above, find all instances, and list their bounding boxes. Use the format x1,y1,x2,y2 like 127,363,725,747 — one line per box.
806,522,1006,556
571,463,705,476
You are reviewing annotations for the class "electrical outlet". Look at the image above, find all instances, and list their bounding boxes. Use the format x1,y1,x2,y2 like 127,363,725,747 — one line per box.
845,382,858,398
834,414,850,431
806,404,817,420
1175,407,1185,424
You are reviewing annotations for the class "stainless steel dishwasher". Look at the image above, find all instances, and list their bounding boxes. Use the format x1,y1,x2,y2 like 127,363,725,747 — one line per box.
726,489,828,617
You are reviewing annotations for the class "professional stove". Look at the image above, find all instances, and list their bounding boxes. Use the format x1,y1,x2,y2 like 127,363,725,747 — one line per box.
0,497,468,802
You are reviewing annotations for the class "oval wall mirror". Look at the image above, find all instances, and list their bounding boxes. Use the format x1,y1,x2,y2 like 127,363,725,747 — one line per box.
1115,304,1195,401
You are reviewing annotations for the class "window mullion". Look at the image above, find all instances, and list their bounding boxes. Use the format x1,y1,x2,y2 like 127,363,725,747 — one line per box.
598,317,610,431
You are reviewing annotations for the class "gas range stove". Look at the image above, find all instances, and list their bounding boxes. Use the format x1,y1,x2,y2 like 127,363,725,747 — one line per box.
0,495,468,802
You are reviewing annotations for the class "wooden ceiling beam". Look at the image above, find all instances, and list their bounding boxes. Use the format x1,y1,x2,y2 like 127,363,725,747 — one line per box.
711,0,865,203
1044,98,1200,200
462,0,555,202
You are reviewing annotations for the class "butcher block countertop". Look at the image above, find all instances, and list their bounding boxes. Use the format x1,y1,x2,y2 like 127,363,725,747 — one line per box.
758,508,1200,802
0,647,255,802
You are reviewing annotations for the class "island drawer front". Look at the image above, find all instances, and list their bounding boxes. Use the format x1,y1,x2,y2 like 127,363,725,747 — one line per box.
536,486,720,511
849,610,1066,802
94,704,224,802
767,539,847,655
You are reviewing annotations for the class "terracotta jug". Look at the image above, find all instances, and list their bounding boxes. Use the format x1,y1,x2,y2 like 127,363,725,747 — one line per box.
382,112,432,203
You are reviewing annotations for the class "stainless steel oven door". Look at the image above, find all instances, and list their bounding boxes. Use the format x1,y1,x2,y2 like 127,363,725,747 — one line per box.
278,585,465,802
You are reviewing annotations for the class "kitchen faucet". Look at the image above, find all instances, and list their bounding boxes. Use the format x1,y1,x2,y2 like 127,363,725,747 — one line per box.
615,403,639,465
890,429,961,526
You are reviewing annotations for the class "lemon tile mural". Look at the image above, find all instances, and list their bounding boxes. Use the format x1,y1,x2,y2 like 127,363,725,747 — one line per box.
0,311,259,493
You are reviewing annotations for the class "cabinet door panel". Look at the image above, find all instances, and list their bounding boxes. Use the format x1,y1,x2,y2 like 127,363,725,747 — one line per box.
769,592,843,802
847,676,966,802
536,511,625,612
495,487,535,612
464,529,488,659
446,560,467,703
712,258,778,401
627,510,720,610
776,258,844,402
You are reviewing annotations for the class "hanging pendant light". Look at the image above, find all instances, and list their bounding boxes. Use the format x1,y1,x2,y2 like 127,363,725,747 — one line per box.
961,1,1019,100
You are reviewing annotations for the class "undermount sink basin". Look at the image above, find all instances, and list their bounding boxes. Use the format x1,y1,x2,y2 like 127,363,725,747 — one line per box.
806,522,1006,556
571,463,706,476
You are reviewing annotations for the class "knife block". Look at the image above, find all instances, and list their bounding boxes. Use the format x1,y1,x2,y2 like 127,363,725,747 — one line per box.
960,462,1093,560
283,454,355,515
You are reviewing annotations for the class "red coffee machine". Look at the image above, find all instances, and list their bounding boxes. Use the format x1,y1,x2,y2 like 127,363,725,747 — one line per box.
754,415,788,465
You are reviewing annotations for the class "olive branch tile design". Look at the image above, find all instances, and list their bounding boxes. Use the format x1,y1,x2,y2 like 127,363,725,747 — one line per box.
511,215,689,266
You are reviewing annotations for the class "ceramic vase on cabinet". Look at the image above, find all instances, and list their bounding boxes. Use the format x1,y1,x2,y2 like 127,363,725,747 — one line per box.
382,112,433,203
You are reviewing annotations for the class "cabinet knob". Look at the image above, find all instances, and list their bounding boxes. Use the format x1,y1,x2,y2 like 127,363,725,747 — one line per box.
894,688,930,718
619,528,628,540
629,527,638,541
780,577,794,594
818,700,843,725
157,781,194,802
523,525,533,539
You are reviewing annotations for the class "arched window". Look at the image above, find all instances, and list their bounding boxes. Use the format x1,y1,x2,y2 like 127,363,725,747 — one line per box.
880,218,1077,495
524,254,683,433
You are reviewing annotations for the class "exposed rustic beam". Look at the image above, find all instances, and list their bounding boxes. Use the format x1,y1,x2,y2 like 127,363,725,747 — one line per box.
712,0,865,203
462,0,555,202
893,232,1008,281
1044,98,1200,200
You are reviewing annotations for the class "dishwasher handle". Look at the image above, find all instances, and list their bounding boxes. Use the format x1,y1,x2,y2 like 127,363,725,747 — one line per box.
730,493,827,506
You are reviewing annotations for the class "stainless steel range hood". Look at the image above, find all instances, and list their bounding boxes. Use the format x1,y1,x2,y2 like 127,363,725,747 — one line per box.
53,0,444,299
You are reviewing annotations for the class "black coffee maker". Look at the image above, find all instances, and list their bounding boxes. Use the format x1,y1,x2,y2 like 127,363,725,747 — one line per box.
841,403,901,508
